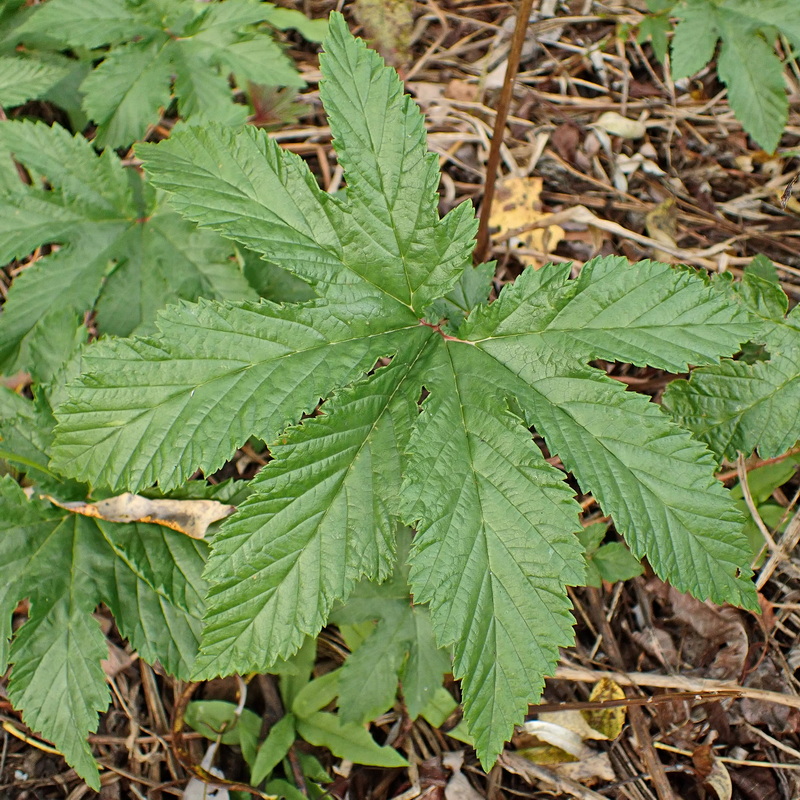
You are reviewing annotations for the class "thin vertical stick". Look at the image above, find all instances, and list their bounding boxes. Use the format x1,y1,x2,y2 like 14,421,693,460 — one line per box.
475,0,535,263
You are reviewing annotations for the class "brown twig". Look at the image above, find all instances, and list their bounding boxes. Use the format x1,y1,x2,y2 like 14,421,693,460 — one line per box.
475,0,535,262
555,665,800,711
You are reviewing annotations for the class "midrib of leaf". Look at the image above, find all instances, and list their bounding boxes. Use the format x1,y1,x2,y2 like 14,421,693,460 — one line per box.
346,75,414,301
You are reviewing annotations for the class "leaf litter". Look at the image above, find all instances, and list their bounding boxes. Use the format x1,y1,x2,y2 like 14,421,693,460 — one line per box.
1,1,800,799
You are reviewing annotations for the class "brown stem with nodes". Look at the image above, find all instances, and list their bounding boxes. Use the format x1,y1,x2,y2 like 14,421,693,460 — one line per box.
475,0,536,263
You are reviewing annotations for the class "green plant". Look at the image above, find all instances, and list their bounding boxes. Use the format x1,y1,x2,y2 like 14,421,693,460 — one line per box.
184,544,454,795
663,256,800,460
0,384,210,788
44,12,765,775
0,119,258,382
0,0,77,110
329,531,451,726
729,454,800,557
577,522,644,588
185,635,408,797
13,0,326,149
636,0,800,151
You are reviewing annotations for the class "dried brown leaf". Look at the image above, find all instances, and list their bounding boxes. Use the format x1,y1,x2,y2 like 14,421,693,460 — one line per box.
44,492,235,539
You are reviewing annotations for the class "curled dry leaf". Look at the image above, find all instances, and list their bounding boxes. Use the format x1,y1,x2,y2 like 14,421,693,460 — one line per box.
594,111,646,139
442,750,484,800
44,492,235,539
693,744,732,800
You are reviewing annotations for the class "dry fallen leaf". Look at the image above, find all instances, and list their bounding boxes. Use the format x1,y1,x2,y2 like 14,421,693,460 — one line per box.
442,750,484,800
353,0,413,68
693,744,732,800
45,492,235,539
489,176,564,263
444,79,478,102
595,111,646,139
645,198,679,263
582,679,626,741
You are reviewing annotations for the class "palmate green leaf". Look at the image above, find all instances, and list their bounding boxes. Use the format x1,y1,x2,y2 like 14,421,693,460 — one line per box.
0,476,206,788
172,42,250,127
670,0,798,152
52,13,760,773
18,0,306,149
461,262,758,610
0,120,255,380
81,41,174,150
663,263,800,460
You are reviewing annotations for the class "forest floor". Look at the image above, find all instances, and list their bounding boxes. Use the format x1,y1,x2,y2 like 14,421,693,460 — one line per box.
3,1,800,799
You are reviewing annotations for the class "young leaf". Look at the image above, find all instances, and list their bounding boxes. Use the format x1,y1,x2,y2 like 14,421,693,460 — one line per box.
330,545,450,723
0,120,256,380
295,712,408,767
663,263,800,460
81,42,174,150
53,13,759,771
251,713,296,785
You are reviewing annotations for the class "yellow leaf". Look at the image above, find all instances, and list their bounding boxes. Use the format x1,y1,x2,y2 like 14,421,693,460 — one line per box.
489,177,564,263
582,678,626,741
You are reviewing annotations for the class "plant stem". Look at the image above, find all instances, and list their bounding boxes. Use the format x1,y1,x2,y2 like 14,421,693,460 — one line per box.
475,0,535,263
